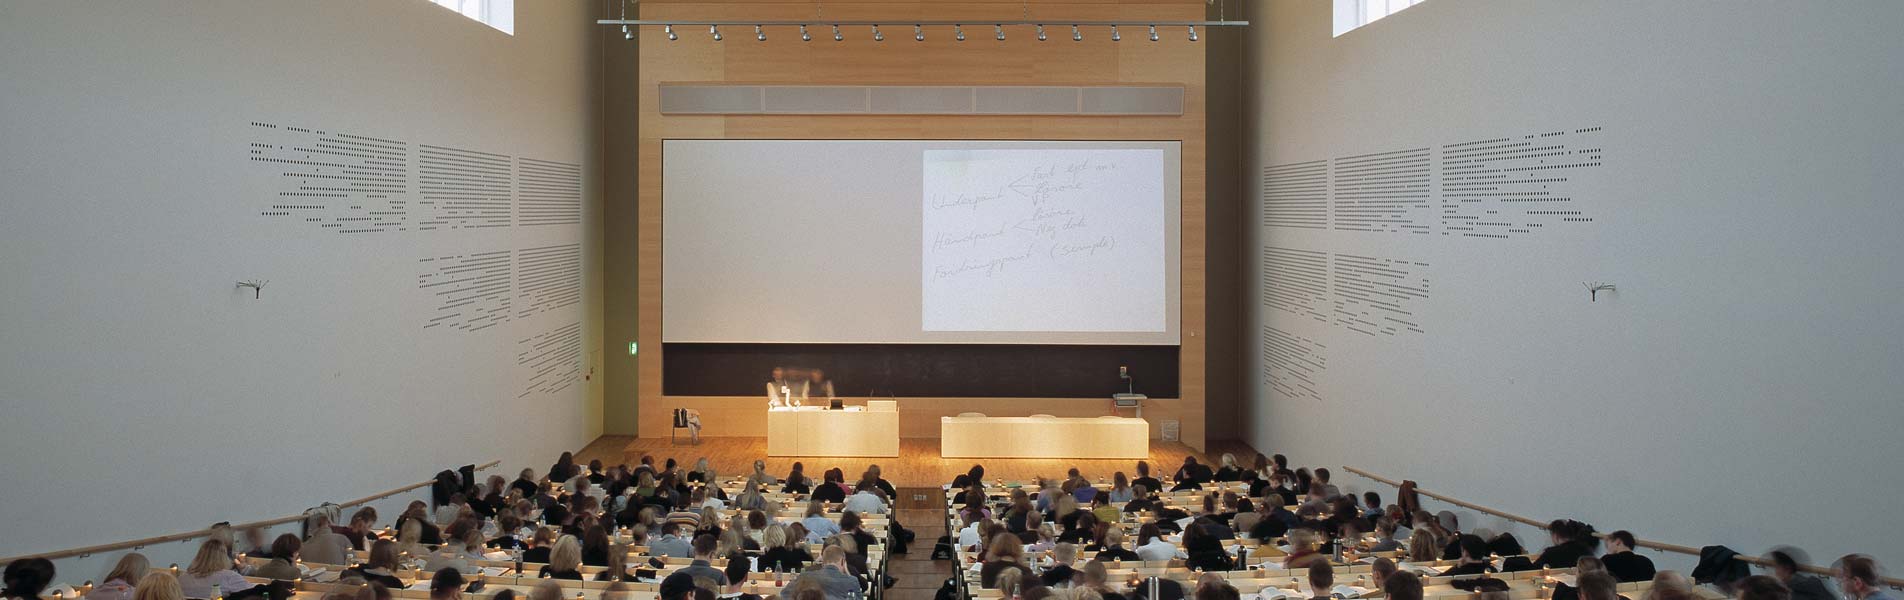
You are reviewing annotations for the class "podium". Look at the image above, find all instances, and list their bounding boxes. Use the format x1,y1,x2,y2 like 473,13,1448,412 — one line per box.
766,401,899,457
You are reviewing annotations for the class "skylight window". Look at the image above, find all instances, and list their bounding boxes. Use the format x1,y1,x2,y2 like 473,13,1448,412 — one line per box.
429,0,514,35
1335,0,1424,37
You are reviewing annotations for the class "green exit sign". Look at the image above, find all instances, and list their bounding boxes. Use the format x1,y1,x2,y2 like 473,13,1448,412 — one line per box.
627,342,638,356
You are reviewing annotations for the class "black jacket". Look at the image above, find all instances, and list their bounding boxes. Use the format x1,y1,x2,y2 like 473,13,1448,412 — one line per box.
1439,562,1496,577
1534,540,1595,569
812,483,847,504
758,547,812,573
1131,477,1164,495
1601,551,1656,583
1094,546,1142,563
1690,545,1751,590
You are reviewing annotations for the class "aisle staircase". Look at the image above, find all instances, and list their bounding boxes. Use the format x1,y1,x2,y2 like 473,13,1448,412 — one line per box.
884,488,957,600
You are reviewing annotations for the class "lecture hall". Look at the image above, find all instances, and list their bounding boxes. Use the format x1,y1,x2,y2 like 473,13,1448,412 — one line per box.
2,3,1900,600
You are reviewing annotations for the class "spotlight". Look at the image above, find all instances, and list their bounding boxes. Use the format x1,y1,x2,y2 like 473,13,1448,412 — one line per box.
665,24,677,41
1072,25,1082,41
1188,25,1198,42
955,24,965,41
1148,24,1158,42
994,24,1005,41
621,25,631,40
915,24,924,41
711,24,722,41
800,25,811,42
755,25,765,41
832,24,843,41
1111,25,1121,41
872,24,884,41
1036,24,1046,41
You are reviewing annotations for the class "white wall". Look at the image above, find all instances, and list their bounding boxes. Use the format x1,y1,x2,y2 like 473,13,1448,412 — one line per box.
0,0,604,572
1244,0,1904,569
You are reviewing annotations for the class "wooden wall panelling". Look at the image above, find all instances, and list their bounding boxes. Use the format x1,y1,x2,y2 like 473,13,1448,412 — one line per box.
636,0,1207,449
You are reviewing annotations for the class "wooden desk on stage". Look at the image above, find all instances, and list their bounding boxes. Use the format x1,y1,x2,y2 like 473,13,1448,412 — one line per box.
766,403,899,457
940,415,1149,459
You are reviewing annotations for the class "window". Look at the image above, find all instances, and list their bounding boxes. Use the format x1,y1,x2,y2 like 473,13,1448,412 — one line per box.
428,0,515,35
1334,0,1424,36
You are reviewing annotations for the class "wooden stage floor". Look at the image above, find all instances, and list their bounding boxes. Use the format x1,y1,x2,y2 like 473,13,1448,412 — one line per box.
576,436,1259,489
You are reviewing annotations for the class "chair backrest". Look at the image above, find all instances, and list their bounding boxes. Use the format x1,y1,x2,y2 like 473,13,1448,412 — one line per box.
673,408,689,428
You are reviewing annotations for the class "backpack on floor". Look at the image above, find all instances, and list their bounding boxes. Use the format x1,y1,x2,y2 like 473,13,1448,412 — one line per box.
930,535,955,560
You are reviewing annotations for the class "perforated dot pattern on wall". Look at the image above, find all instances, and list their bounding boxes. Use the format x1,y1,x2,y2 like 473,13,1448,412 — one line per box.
418,144,513,230
1261,325,1327,402
1254,125,1606,238
517,157,583,226
1331,253,1429,336
417,251,513,332
1333,148,1432,234
1441,127,1603,239
1261,246,1331,324
517,321,583,398
249,122,410,233
516,243,582,319
1261,160,1330,230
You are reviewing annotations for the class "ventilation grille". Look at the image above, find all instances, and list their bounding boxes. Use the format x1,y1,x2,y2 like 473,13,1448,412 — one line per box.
660,84,1185,116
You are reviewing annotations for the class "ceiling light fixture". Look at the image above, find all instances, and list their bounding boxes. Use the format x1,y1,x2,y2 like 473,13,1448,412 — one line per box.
915,24,924,41
1110,25,1121,41
711,25,722,41
995,24,1005,41
1072,25,1082,41
665,24,677,41
1187,25,1198,42
800,25,811,41
755,25,766,41
955,24,965,41
1148,24,1158,42
872,24,884,42
832,24,843,41
1036,24,1047,41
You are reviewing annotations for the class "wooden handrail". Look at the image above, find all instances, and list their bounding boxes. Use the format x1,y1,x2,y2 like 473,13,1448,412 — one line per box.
0,460,500,565
1342,466,1904,590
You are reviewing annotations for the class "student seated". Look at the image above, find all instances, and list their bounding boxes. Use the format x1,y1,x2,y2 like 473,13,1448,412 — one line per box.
1533,520,1598,570
1091,528,1142,563
1439,535,1497,577
252,534,304,581
1306,562,1335,600
1835,554,1893,600
1766,547,1834,600
758,525,813,573
537,536,585,580
3,557,56,600
177,539,253,599
1600,530,1656,583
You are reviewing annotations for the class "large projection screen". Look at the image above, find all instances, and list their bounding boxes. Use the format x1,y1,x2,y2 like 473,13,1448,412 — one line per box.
663,140,1182,345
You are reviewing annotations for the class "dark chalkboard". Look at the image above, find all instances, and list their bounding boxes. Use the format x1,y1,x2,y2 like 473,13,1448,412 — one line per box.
663,343,1179,398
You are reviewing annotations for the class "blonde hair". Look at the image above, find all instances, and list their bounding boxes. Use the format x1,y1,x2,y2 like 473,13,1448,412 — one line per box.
528,580,564,600
1054,495,1079,518
983,533,1026,564
1220,453,1238,468
762,524,790,550
1286,529,1320,554
1053,543,1078,565
133,572,183,600
185,539,231,577
548,535,583,572
105,552,151,585
397,518,424,556
367,540,401,570
829,534,858,555
1406,529,1440,562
